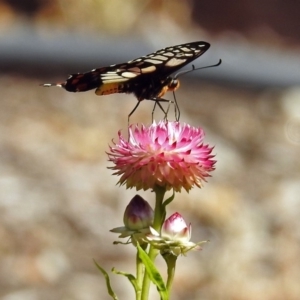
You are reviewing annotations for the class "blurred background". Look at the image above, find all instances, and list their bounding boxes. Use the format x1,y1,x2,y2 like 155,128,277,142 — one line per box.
1,1,300,299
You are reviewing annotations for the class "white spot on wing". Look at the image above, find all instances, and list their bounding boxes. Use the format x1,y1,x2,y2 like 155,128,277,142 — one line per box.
179,47,192,52
144,59,163,64
101,74,122,80
163,52,174,57
121,72,138,78
141,65,156,73
102,78,129,83
165,58,187,67
152,55,168,61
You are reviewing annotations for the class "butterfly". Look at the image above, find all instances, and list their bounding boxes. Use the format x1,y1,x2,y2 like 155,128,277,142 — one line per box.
42,41,211,120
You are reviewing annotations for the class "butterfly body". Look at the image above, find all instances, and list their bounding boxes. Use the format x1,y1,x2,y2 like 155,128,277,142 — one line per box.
43,41,210,102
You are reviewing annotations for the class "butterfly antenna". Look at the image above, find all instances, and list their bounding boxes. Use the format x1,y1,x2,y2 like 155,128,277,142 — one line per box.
171,59,221,121
174,59,222,79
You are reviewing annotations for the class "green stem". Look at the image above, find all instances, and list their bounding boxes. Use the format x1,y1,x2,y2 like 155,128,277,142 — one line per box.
165,254,177,296
141,185,166,300
152,185,167,231
136,244,146,300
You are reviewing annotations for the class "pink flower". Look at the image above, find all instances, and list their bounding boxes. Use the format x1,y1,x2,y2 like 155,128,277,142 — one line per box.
107,121,215,192
146,212,205,256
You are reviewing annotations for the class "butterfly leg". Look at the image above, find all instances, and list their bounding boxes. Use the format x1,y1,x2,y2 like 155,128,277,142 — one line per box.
172,91,180,121
151,98,174,122
128,100,142,126
152,100,168,122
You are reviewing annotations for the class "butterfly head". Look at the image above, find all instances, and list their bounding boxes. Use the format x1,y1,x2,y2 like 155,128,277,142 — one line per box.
167,78,180,92
157,78,180,98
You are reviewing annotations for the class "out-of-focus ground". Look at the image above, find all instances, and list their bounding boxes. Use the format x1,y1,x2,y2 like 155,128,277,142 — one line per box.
0,1,300,300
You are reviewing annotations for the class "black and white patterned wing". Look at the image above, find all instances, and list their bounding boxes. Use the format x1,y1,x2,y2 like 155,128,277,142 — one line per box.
42,41,210,97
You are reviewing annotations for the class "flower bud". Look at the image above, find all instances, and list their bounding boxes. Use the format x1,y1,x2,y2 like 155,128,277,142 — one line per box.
161,212,191,243
146,212,204,256
123,195,154,230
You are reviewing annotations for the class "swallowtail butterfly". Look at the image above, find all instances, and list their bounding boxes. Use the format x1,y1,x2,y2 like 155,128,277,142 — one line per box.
42,41,211,119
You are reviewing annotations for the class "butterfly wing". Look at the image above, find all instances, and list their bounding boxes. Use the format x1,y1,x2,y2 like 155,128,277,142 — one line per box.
42,41,210,98
132,41,210,77
96,41,211,94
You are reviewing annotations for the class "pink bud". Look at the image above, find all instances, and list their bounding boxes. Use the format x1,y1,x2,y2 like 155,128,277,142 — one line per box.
161,212,191,242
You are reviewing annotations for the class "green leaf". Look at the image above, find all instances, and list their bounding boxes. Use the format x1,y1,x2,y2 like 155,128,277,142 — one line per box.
163,191,175,207
137,244,168,300
93,260,118,300
112,268,138,292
